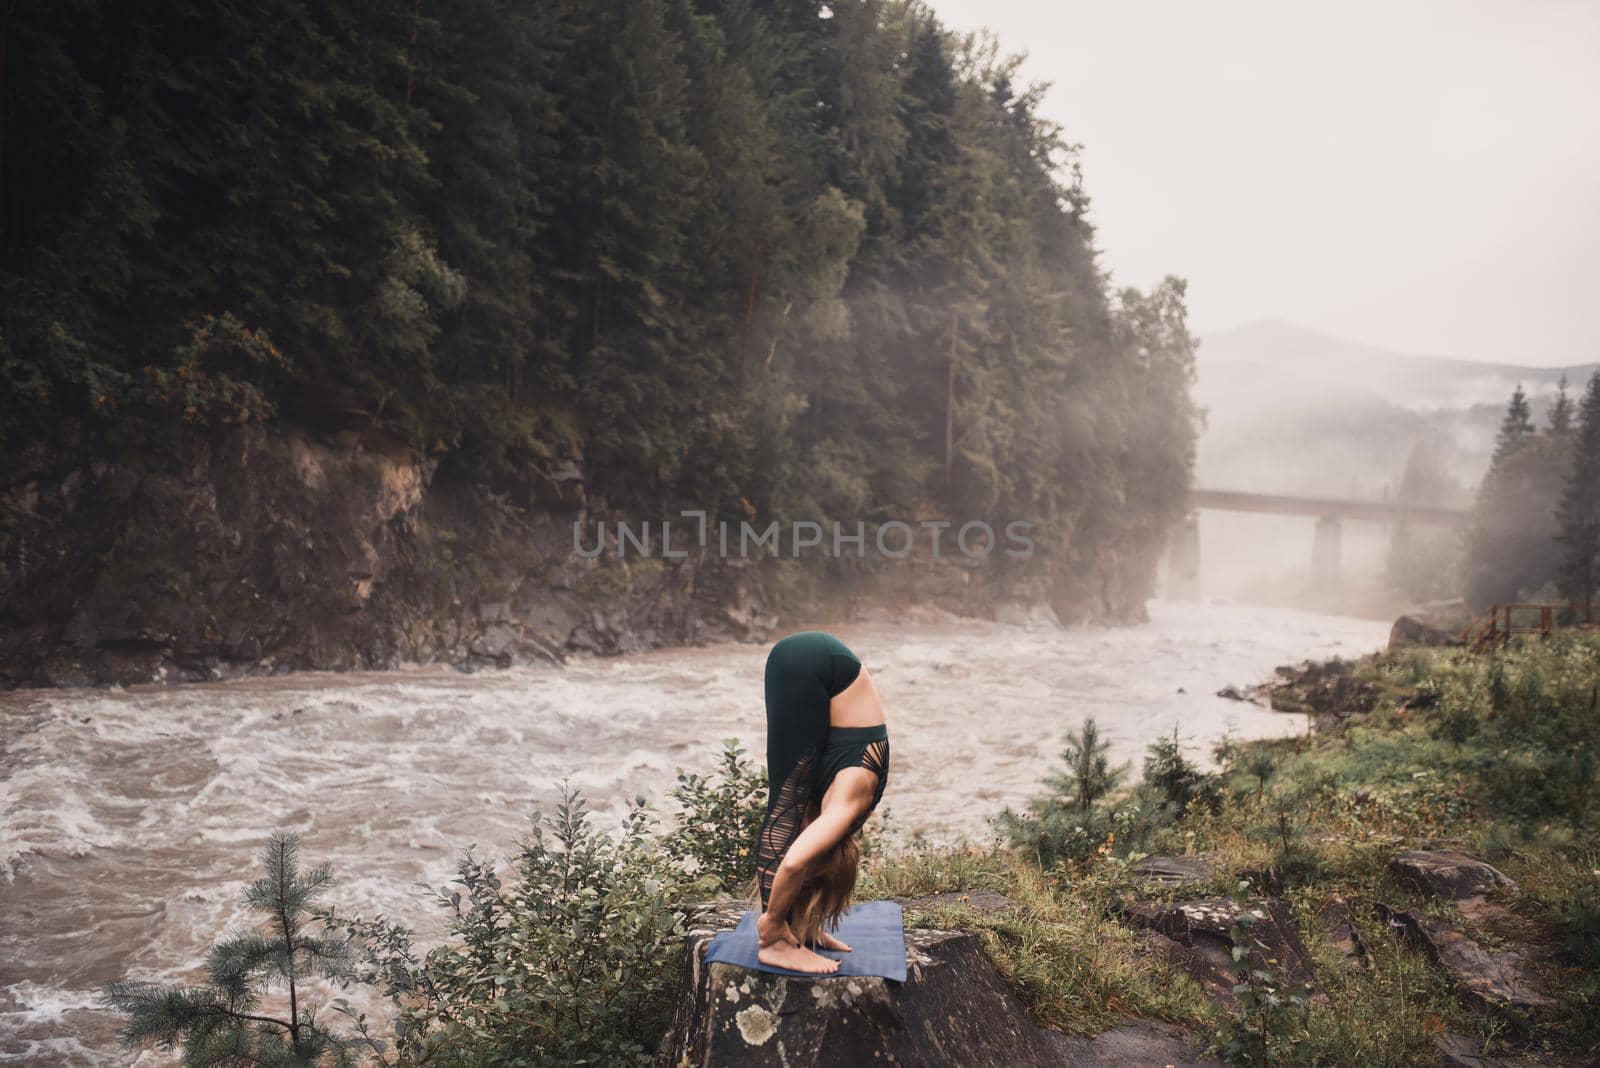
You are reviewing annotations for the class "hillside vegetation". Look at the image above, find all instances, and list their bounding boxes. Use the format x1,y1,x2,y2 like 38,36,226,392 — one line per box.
4,0,1200,682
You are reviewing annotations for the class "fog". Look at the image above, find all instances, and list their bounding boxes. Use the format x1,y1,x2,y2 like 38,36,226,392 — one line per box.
929,0,1600,367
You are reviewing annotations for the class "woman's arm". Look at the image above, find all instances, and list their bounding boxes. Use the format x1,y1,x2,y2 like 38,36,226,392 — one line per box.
757,770,875,943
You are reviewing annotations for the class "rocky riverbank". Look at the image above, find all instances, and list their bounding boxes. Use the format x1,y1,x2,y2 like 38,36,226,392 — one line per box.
1,423,1162,690
659,633,1600,1066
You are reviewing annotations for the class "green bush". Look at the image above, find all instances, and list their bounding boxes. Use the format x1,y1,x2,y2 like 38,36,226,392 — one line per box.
665,738,767,894
1208,881,1310,1066
329,786,702,1067
995,717,1135,868
1141,727,1223,819
1557,875,1600,968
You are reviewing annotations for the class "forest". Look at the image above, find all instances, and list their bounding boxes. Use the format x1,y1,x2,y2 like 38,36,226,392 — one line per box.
2,0,1199,671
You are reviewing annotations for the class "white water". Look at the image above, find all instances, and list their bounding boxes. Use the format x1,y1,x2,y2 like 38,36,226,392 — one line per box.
0,600,1389,1064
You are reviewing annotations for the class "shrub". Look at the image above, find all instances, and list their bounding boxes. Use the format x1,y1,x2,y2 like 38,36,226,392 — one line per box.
1557,876,1600,968
995,717,1133,868
327,786,704,1067
664,738,767,893
1142,726,1223,818
1209,881,1309,1066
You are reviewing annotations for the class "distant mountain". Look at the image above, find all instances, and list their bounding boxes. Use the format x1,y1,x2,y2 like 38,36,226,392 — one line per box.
1193,319,1596,499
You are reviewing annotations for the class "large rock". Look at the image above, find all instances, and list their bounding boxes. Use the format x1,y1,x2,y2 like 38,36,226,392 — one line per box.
0,423,791,688
1389,851,1516,902
653,900,1066,1067
1127,854,1222,888
1043,1019,1221,1067
1118,897,1319,1009
1377,905,1550,1015
1388,614,1466,649
654,898,1218,1067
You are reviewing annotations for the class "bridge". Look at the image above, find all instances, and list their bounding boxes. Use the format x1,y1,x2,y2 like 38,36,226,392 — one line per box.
1169,488,1471,594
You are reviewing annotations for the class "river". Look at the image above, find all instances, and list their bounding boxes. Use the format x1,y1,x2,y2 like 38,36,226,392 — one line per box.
0,599,1390,1064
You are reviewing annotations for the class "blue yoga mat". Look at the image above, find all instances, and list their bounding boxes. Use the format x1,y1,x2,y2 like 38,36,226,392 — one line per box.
703,900,907,981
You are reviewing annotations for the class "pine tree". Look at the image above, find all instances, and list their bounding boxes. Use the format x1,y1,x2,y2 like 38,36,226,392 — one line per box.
100,832,357,1065
1548,373,1575,436
1492,383,1538,466
1045,716,1128,813
1555,371,1600,619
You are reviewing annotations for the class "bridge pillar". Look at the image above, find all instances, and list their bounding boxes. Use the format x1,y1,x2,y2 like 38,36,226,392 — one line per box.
1311,515,1342,591
1168,511,1201,599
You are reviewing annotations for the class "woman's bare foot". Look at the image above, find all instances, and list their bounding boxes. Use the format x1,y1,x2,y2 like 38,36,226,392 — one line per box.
758,940,841,974
810,928,853,952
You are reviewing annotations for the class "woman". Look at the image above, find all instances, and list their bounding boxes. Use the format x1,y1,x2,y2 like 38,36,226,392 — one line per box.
754,630,890,974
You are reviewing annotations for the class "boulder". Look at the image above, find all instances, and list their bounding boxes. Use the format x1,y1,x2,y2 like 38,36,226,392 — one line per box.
655,897,1217,1067
1389,614,1465,649
1118,897,1319,1009
1376,905,1550,1015
1389,851,1516,902
1127,854,1222,888
653,900,1066,1067
1313,895,1364,970
1043,1019,1221,1067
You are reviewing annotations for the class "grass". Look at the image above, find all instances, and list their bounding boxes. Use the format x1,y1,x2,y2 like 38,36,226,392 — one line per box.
851,632,1600,1065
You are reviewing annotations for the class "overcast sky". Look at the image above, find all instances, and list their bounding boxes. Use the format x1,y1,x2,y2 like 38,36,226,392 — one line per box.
928,0,1599,366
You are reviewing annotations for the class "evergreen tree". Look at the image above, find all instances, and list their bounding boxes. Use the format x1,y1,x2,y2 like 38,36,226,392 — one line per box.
1548,373,1575,436
1555,371,1600,619
994,715,1132,868
1463,435,1569,608
1048,716,1127,814
1492,383,1538,466
100,832,357,1065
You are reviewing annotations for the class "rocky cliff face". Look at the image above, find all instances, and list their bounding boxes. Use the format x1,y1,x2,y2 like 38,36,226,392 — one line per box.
1,424,1163,689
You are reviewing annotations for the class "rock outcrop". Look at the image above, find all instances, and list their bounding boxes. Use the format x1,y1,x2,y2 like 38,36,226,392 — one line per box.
2,418,1162,689
655,897,1219,1068
1388,599,1469,650
1127,854,1222,888
1118,896,1319,1009
1377,904,1551,1015
1313,895,1365,970
1434,1031,1554,1068
1388,850,1516,903
1,425,781,687
1262,658,1381,723
654,900,1064,1067
1043,1019,1221,1067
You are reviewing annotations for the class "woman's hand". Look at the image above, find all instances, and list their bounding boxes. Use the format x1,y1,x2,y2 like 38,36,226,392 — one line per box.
757,911,799,948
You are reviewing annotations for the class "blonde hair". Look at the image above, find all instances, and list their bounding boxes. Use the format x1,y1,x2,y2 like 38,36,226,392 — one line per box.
787,795,860,944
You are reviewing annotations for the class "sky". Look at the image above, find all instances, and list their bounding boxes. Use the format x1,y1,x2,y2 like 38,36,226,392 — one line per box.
927,0,1600,366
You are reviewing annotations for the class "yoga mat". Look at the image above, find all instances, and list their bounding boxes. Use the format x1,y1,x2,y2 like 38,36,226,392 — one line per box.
703,900,907,981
